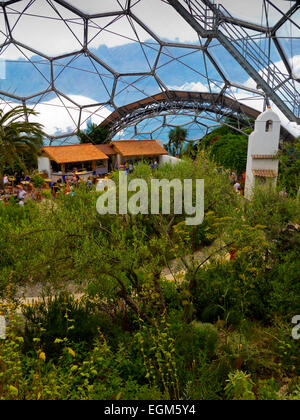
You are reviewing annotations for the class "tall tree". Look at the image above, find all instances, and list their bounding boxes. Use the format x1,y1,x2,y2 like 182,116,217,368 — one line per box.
167,126,188,158
0,106,44,176
199,122,251,175
78,120,110,144
278,137,300,196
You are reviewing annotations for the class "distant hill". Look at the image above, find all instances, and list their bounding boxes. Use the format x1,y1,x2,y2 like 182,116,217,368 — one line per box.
0,41,249,104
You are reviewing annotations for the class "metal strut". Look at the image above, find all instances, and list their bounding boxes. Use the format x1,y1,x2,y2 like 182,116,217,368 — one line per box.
166,0,300,124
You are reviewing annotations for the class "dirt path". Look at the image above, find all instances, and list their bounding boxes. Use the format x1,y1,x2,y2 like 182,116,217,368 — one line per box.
160,240,229,281
1,241,230,311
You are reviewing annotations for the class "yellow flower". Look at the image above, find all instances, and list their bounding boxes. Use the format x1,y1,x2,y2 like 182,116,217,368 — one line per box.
39,352,46,362
116,392,122,401
9,386,18,396
67,347,76,358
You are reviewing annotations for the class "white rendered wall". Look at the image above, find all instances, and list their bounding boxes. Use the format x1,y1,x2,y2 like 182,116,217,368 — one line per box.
245,109,281,199
159,155,182,165
38,157,52,177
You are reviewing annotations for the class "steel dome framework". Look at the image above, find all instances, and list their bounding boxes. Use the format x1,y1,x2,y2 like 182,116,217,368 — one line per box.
0,0,299,144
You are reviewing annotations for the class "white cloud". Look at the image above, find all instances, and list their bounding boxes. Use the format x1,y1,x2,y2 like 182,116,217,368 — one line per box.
169,78,300,138
230,90,300,137
167,81,209,92
215,0,295,26
1,0,200,58
241,55,300,137
0,94,111,137
243,56,300,90
33,95,111,135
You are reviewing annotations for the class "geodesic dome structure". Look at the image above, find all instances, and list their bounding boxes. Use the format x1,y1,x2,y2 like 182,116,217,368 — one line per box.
0,0,299,144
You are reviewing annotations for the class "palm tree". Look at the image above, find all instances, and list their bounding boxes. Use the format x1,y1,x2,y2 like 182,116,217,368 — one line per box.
0,106,44,176
183,140,198,159
168,126,188,158
77,120,110,144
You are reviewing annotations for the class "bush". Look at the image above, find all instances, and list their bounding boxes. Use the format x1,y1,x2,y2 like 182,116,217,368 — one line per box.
22,293,110,360
31,174,45,189
174,321,220,363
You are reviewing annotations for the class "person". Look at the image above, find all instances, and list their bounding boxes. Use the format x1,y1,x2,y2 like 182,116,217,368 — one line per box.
3,174,9,186
51,182,59,198
64,183,71,195
154,161,158,169
18,187,26,201
125,161,129,174
229,172,235,185
12,172,18,187
233,181,241,193
15,172,22,185
70,174,77,185
86,177,93,189
128,162,133,173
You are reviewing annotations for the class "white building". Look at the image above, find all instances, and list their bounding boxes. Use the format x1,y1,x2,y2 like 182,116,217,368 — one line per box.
245,108,281,199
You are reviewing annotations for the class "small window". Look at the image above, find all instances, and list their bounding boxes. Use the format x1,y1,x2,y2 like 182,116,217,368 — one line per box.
266,120,273,132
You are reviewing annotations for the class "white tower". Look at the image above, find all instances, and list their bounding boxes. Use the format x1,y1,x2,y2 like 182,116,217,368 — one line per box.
245,108,281,199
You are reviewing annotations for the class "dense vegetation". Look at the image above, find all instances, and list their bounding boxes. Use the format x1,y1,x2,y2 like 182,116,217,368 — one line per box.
0,107,44,176
78,121,110,145
0,154,299,400
199,124,250,175
167,126,188,158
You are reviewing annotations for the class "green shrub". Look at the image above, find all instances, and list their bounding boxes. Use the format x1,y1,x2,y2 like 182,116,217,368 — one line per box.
174,321,220,364
31,174,45,189
22,293,108,360
224,371,255,400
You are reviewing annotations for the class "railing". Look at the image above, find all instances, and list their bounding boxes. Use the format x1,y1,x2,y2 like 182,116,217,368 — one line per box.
177,0,300,120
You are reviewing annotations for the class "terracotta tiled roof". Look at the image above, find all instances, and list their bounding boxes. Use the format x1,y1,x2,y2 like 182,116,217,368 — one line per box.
252,155,277,159
252,169,278,178
42,144,108,164
111,140,168,157
95,144,117,156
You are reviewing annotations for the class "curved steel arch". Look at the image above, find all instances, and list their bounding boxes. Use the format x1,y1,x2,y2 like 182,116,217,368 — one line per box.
0,0,298,144
100,90,295,141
